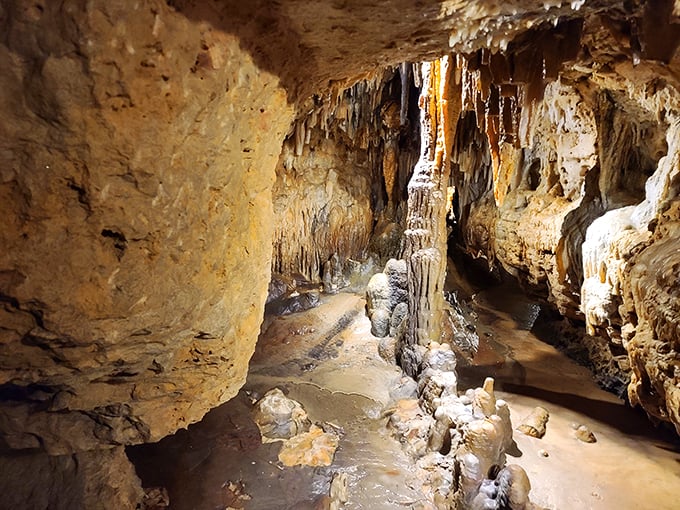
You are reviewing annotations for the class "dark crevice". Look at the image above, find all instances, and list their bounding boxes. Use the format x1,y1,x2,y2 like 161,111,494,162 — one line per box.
65,178,92,214
101,229,128,260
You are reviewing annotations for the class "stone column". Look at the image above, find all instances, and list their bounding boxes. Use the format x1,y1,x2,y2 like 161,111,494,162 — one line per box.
401,57,461,374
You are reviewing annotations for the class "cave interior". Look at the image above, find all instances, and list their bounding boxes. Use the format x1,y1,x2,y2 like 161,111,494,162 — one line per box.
0,0,679,509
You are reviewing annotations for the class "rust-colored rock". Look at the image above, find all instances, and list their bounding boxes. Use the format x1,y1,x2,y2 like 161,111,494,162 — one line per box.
278,425,340,467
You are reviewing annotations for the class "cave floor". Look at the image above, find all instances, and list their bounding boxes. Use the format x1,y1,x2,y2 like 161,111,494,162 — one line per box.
461,284,680,510
130,293,422,509
130,290,680,510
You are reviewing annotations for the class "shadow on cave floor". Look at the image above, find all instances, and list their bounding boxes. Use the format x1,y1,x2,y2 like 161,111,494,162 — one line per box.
450,271,680,509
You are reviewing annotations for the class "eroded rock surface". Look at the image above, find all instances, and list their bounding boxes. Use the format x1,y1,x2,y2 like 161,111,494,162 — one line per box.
0,446,144,510
449,8,680,432
1,0,679,486
0,1,293,453
253,388,311,442
4,0,616,455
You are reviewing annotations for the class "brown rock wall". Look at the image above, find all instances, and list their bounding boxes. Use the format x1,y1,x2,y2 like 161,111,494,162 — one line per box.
272,75,390,281
624,205,680,432
0,446,144,510
1,0,678,462
0,1,293,453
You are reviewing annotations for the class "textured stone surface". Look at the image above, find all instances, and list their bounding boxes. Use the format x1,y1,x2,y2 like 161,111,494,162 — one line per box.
277,424,340,467
404,58,460,355
0,1,293,453
450,9,680,432
253,388,311,442
272,108,374,281
516,407,550,439
1,0,679,468
0,446,144,510
623,203,680,432
366,258,409,338
271,69,419,282
168,0,611,102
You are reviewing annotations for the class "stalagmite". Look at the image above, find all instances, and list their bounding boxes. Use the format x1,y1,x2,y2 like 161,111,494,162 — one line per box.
402,57,461,370
389,370,534,508
516,407,550,439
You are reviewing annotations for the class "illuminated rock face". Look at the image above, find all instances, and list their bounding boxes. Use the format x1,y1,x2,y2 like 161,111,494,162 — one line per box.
0,1,293,454
450,12,680,433
0,2,679,509
271,72,411,282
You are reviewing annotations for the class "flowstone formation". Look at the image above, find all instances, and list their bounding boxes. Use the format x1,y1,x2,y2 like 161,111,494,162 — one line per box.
272,70,419,283
447,7,680,433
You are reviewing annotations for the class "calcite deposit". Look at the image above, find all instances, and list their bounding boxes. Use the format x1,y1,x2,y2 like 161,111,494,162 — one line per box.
388,347,536,510
1,0,680,506
366,258,409,337
448,7,680,433
253,389,340,467
517,407,550,439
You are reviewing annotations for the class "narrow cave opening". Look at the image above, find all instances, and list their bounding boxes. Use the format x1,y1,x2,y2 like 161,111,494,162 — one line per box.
2,2,680,510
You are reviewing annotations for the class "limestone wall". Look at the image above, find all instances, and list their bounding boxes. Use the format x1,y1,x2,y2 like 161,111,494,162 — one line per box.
1,0,678,466
0,1,293,453
451,12,680,433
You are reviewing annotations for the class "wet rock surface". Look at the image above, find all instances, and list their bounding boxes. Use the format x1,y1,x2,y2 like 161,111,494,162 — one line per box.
1,0,680,504
129,290,680,508
5,0,622,456
253,388,340,467
277,425,340,468
129,294,424,509
457,282,680,509
387,339,535,509
252,388,312,442
449,18,680,432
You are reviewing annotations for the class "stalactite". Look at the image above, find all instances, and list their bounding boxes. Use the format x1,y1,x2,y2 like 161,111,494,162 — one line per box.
452,18,584,206
399,62,411,126
273,66,419,281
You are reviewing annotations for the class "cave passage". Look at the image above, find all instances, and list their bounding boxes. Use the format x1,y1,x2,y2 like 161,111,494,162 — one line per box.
2,1,680,509
128,266,680,509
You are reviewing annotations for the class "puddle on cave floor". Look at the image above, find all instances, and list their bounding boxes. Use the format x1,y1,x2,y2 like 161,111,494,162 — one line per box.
129,289,680,510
